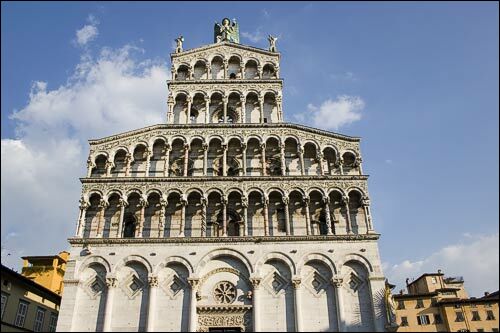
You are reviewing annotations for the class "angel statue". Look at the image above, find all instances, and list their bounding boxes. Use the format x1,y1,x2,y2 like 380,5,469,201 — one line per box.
175,35,184,53
268,35,278,52
214,18,240,43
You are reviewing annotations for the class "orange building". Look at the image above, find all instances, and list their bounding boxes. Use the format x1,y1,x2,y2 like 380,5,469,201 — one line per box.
21,251,69,296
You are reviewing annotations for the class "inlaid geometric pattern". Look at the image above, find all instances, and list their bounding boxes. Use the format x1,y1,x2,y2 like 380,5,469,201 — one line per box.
120,274,145,299
161,274,187,299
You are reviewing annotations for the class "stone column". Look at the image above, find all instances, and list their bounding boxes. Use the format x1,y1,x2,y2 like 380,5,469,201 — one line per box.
201,197,207,237
241,96,246,123
223,96,228,123
125,153,133,177
221,197,228,237
280,143,286,176
355,156,363,175
96,199,108,238
292,277,303,332
342,196,352,234
144,149,152,177
183,143,189,177
303,197,311,235
202,143,208,176
205,63,210,80
332,276,344,332
250,277,262,332
164,144,171,177
362,196,374,233
137,197,147,238
158,198,167,238
146,275,158,332
86,157,95,177
76,199,89,237
187,278,200,332
260,142,266,176
241,142,247,176
317,152,324,175
167,95,174,124
204,96,210,124
283,197,291,236
323,197,333,235
257,65,262,79
276,95,283,122
105,160,114,177
298,145,305,176
223,59,228,79
179,198,187,237
263,197,269,236
242,196,248,236
240,65,245,79
259,95,264,123
116,198,127,238
222,143,228,176
186,97,192,124
339,156,344,175
103,277,117,332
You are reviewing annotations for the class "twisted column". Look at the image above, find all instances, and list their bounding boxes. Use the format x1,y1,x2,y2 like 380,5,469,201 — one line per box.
222,143,228,176
183,143,189,176
241,142,247,176
223,95,228,123
116,197,128,238
158,198,167,238
179,198,187,237
303,197,311,235
201,197,207,237
259,95,264,123
260,142,266,176
202,143,208,176
137,197,148,238
221,197,228,237
241,96,246,123
298,145,305,176
164,143,171,177
283,197,291,236
323,197,333,235
280,143,286,176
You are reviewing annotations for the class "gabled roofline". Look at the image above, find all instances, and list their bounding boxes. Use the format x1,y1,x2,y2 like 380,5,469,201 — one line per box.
171,41,280,59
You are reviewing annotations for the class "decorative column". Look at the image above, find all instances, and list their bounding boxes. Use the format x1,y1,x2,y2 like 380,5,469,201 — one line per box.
204,96,210,124
201,197,207,237
186,97,192,124
202,143,208,176
146,275,158,332
179,198,187,237
361,196,374,233
137,197,148,238
355,156,363,175
276,95,283,122
86,156,95,177
164,143,171,177
205,63,211,80
221,197,228,237
223,59,228,79
96,199,108,238
275,65,280,78
317,152,324,175
183,143,189,177
303,197,311,235
167,94,174,124
240,65,245,79
263,197,269,236
323,197,333,235
102,277,117,332
280,143,286,176
116,197,127,238
257,65,262,79
283,197,291,236
125,153,133,177
105,160,114,177
241,142,247,176
259,95,264,123
222,143,228,176
298,145,305,176
250,277,262,332
187,278,200,332
144,148,152,177
242,196,248,236
76,198,89,237
292,277,303,332
332,276,344,332
260,142,266,176
342,195,352,234
241,96,246,123
158,198,167,238
223,95,228,123
339,156,344,175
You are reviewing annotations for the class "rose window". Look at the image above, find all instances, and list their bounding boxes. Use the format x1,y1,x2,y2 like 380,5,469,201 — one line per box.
214,281,237,304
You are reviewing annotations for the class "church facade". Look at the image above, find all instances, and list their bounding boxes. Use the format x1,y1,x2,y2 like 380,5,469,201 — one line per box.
57,18,388,332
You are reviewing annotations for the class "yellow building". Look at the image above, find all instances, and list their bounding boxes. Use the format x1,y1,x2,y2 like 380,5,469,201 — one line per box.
21,251,69,295
1,264,60,332
394,271,499,332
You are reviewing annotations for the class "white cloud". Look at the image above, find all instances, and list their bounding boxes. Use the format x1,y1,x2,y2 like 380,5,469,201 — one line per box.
330,71,356,81
385,159,393,164
299,95,364,131
1,41,170,270
384,233,499,297
241,27,264,43
74,15,100,47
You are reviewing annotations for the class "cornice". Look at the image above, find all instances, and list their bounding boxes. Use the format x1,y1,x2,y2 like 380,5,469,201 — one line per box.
88,123,361,145
167,79,283,86
68,234,380,245
171,41,279,58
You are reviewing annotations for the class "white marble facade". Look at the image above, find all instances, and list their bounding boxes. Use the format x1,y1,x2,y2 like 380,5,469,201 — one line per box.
57,18,388,332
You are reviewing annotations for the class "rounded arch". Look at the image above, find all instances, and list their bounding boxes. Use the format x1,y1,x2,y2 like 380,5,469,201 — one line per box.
255,252,296,275
264,134,282,145
209,53,225,63
228,53,243,63
170,135,187,145
77,255,112,277
226,187,244,197
207,135,225,145
86,190,104,201
165,188,183,198
307,187,326,198
154,255,194,275
346,187,366,197
111,146,129,159
125,188,143,198
206,187,224,197
327,187,346,197
146,188,163,200
114,254,153,274
245,57,260,67
150,136,168,147
185,187,204,198
245,135,263,145
289,188,306,198
341,254,374,273
303,140,320,151
321,144,339,155
297,253,337,276
189,135,205,146
174,91,190,100
195,248,253,275
93,151,109,163
247,187,265,198
267,187,286,197
105,189,123,201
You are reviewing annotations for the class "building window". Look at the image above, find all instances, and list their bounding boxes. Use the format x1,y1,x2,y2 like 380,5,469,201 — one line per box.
400,316,408,326
455,311,465,322
33,307,46,332
1,293,8,319
397,300,405,310
48,313,58,332
434,313,443,324
431,277,437,284
417,314,430,325
486,310,496,320
416,299,424,308
14,300,29,328
471,310,481,321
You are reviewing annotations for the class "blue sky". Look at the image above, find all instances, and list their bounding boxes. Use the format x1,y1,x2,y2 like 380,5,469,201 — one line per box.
1,2,498,296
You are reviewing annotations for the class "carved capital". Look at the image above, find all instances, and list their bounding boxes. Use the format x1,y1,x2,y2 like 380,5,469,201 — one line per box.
118,197,129,208
250,277,262,289
292,277,302,289
260,142,266,150
148,275,159,287
241,197,248,208
302,197,310,205
282,197,289,206
241,142,247,150
187,277,200,290
79,198,90,210
98,199,109,209
139,197,148,208
202,143,209,151
106,277,117,288
332,276,343,288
